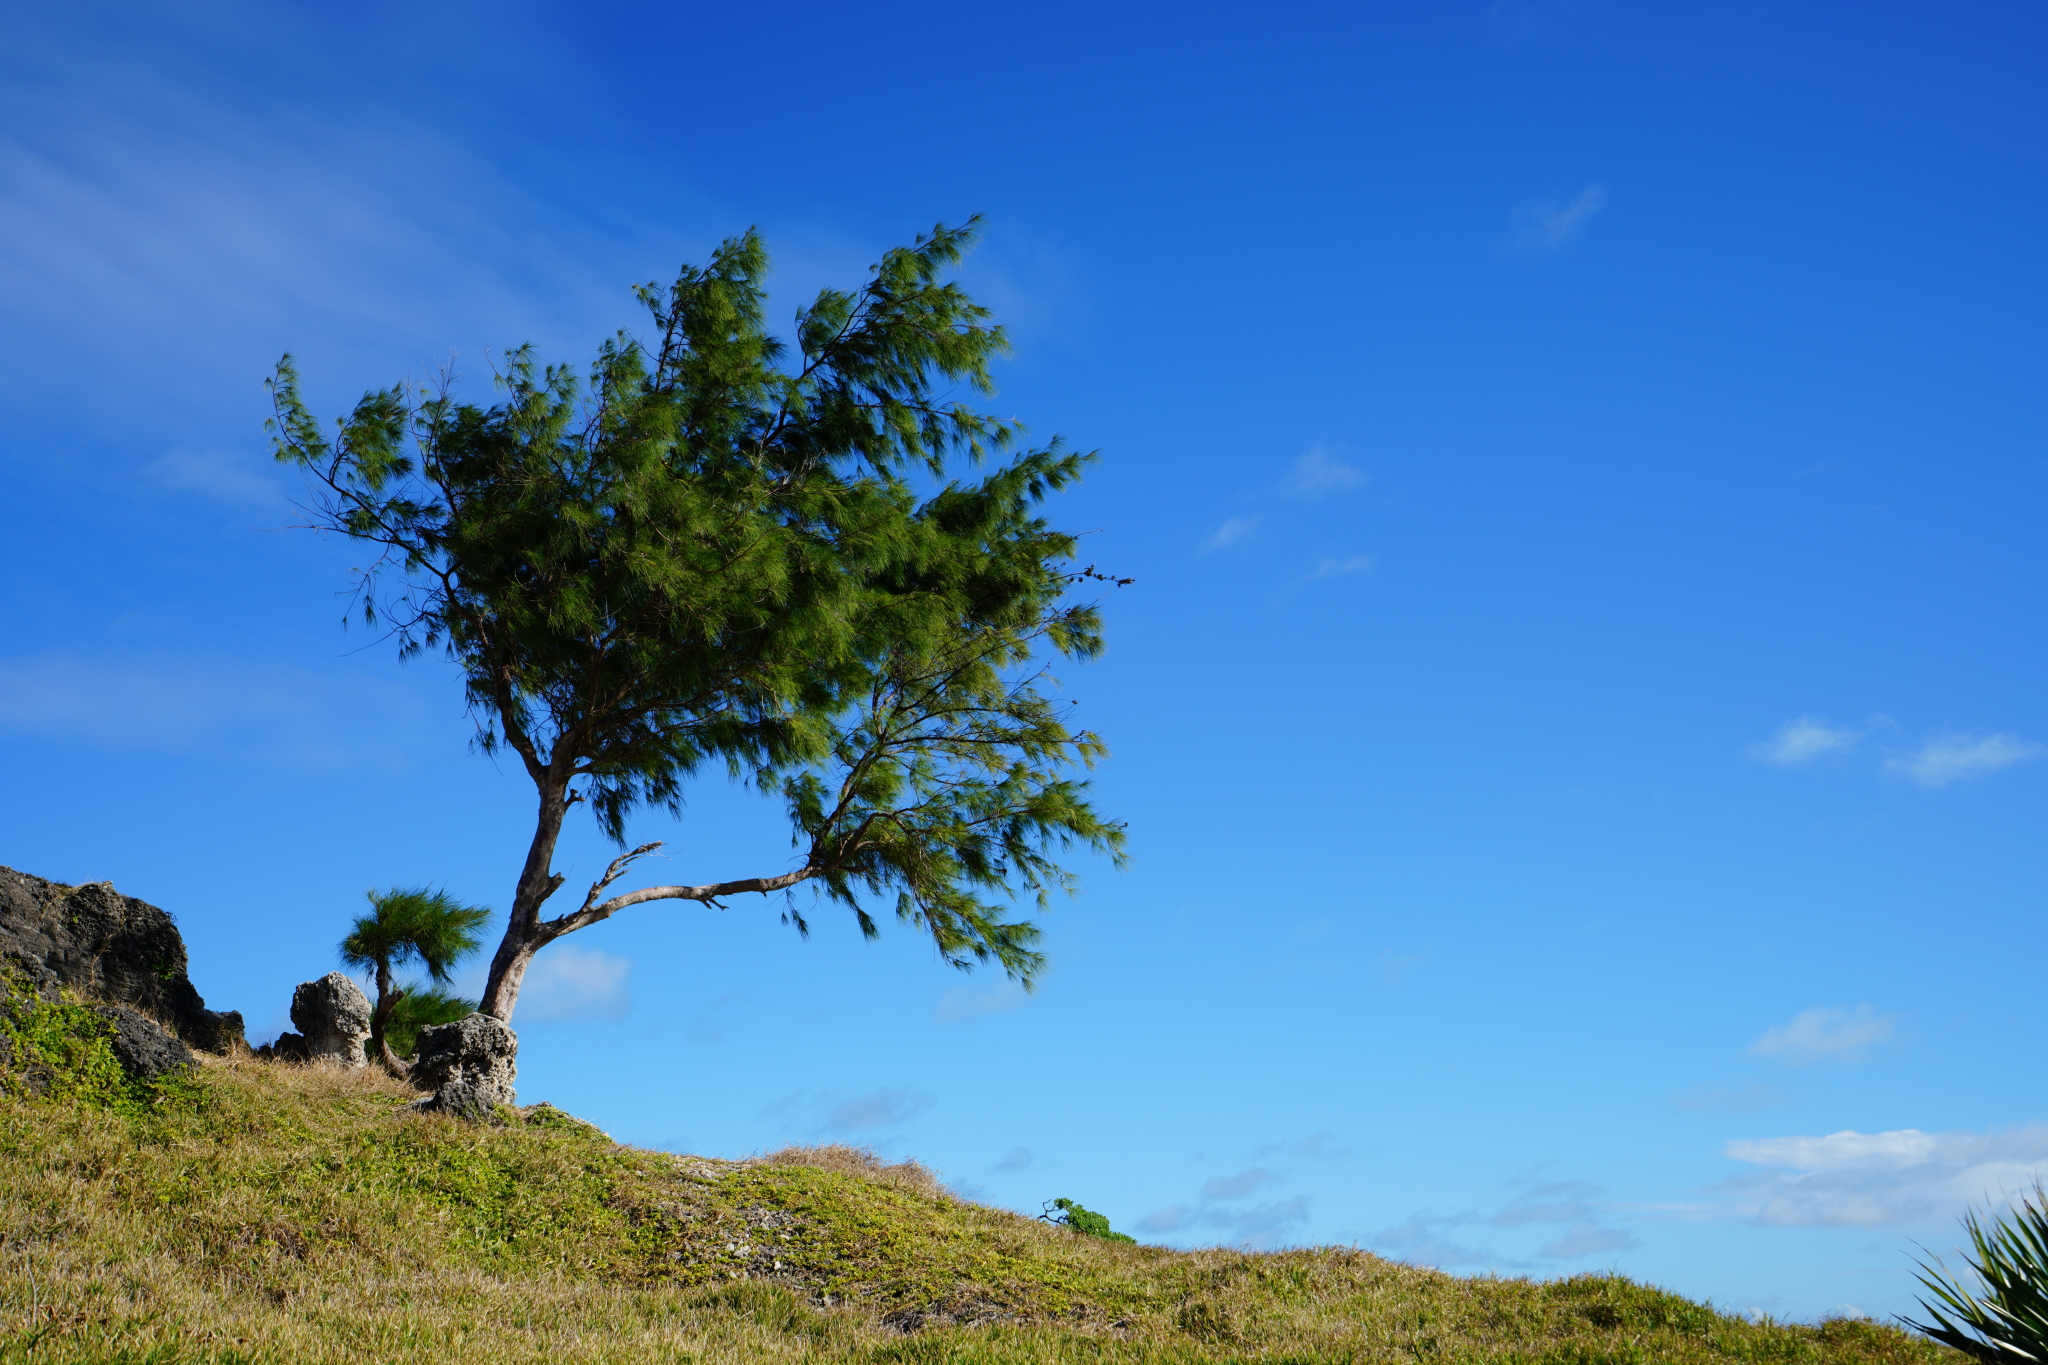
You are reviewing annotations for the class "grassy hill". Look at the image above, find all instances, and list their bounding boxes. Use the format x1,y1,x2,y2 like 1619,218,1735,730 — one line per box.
0,998,1951,1364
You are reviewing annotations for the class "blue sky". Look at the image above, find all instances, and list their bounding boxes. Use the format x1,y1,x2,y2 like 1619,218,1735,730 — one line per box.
3,0,2045,1325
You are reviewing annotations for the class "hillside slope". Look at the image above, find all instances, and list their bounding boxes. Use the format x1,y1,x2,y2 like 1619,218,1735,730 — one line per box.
0,1001,1949,1364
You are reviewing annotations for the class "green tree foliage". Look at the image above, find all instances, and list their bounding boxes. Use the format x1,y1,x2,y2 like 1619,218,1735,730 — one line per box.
1904,1186,2048,1360
271,219,1125,1022
381,982,476,1061
1043,1198,1138,1244
339,887,490,1072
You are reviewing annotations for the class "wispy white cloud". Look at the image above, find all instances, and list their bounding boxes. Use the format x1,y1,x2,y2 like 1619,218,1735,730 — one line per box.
1751,1006,1896,1065
1282,446,1367,498
1716,1125,2048,1227
1492,1180,1599,1227
1541,1224,1639,1258
520,943,632,1022
1748,717,1861,767
1370,1216,1499,1268
994,1146,1032,1172
1309,554,1376,580
824,1088,933,1132
1253,1132,1350,1161
1135,1205,1192,1234
1137,1174,1309,1247
1202,1168,1279,1200
1889,733,2044,788
1378,1177,1637,1267
1205,516,1261,551
1511,185,1607,252
1202,1197,1310,1245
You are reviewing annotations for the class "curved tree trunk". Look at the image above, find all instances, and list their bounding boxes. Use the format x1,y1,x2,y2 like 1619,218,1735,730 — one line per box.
478,781,571,1021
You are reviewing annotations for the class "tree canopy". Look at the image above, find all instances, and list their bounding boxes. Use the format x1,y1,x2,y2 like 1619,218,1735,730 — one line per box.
272,219,1124,1022
340,886,490,1072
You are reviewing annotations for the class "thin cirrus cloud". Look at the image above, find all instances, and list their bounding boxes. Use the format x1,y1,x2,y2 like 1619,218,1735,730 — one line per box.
519,942,632,1022
1750,1006,1896,1065
1749,718,2042,787
1309,554,1375,580
1888,733,2045,788
1137,1163,1310,1248
1510,185,1607,252
1712,1125,2048,1227
1201,1168,1280,1200
1747,717,1860,767
1372,1179,1638,1268
763,1086,937,1135
1282,445,1367,498
1204,515,1261,551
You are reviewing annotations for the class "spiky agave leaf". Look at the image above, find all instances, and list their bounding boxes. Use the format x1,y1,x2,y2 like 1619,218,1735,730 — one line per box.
1904,1185,2048,1361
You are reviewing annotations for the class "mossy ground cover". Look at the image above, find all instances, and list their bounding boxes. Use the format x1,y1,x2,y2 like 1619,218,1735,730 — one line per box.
0,1005,1955,1363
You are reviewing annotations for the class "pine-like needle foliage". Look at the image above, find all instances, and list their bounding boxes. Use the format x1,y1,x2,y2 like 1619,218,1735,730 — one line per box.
1903,1186,2048,1361
270,220,1124,1020
339,887,490,1071
382,983,477,1060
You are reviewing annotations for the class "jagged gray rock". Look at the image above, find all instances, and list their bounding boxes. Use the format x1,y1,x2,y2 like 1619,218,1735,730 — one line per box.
268,972,373,1068
94,1003,198,1080
408,1012,517,1120
0,864,244,1054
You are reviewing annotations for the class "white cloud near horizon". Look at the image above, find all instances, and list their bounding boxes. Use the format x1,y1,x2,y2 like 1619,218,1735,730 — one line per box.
1889,733,2044,788
1751,1006,1896,1065
825,1088,934,1132
1373,1177,1637,1268
1511,185,1607,252
519,942,632,1022
1282,446,1367,498
1717,1125,2048,1227
1202,1168,1280,1200
1205,516,1261,551
1748,717,1860,767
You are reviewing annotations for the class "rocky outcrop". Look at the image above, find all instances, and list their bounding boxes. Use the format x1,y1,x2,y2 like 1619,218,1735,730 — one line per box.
408,1012,517,1120
94,1002,199,1079
267,973,372,1068
0,865,244,1054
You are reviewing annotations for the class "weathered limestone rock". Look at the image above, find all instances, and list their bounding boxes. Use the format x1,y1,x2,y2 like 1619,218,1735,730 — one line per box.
0,864,245,1055
268,972,373,1068
408,1012,517,1120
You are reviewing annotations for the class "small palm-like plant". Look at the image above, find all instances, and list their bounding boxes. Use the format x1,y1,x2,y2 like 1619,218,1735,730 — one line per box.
340,887,491,1075
1904,1184,2048,1361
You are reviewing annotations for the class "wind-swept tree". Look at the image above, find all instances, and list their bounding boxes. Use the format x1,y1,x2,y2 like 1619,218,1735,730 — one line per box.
273,220,1125,1023
340,887,491,1072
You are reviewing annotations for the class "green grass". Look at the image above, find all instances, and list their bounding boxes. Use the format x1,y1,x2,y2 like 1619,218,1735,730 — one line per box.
0,996,1956,1363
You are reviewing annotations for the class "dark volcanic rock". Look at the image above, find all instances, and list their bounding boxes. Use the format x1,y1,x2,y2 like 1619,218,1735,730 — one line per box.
0,865,245,1053
94,1003,198,1080
409,1012,517,1120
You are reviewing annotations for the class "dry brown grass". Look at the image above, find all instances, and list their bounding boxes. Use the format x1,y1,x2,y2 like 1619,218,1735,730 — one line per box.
0,1052,1959,1364
755,1144,949,1200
